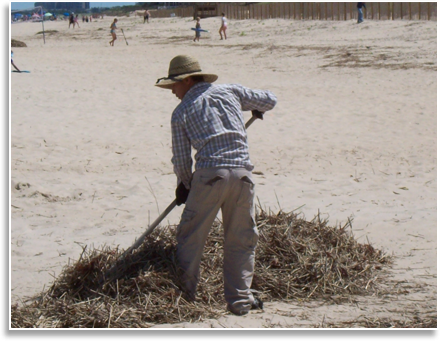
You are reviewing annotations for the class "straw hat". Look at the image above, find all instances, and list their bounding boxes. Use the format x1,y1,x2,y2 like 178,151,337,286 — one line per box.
155,55,218,89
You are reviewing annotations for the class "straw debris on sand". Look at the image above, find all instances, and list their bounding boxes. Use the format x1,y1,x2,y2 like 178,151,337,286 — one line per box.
11,39,27,47
11,208,396,328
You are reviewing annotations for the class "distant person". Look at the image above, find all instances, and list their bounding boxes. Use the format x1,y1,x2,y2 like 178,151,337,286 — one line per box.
193,17,201,42
357,2,366,23
109,18,118,46
74,14,80,28
144,10,150,24
69,14,74,28
219,12,227,40
11,51,21,72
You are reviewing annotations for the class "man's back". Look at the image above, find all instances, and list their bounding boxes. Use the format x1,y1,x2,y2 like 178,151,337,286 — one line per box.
171,82,277,184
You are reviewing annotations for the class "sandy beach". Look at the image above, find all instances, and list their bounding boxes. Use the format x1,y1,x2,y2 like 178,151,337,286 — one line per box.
10,13,436,328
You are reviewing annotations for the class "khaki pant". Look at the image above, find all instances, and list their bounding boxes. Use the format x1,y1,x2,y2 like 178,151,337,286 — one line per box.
176,167,258,313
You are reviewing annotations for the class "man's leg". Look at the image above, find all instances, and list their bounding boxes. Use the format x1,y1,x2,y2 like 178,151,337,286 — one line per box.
221,168,259,315
358,8,363,23
176,168,227,299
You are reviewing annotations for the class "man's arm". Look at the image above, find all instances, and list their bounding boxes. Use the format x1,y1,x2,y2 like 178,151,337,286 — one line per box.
234,85,277,114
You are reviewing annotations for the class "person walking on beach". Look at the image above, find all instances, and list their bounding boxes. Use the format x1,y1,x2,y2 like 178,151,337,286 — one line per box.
144,10,150,24
193,17,201,42
219,12,227,40
109,18,118,46
69,13,74,28
155,55,277,316
74,14,80,28
11,51,21,72
357,2,366,23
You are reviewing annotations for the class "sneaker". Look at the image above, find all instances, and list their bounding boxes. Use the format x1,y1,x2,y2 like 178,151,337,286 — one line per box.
251,297,263,310
228,297,264,316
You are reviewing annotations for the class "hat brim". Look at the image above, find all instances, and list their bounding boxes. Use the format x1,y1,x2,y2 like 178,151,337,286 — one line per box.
155,73,218,89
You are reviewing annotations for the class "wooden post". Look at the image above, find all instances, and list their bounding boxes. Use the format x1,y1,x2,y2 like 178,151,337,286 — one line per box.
419,2,421,20
344,2,346,21
409,2,411,20
428,2,430,20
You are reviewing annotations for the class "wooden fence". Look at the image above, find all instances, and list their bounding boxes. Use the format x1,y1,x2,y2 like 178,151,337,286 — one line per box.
152,6,194,19
151,2,437,21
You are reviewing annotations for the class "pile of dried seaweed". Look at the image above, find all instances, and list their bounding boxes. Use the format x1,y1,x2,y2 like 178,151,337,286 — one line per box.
11,39,27,47
11,209,392,328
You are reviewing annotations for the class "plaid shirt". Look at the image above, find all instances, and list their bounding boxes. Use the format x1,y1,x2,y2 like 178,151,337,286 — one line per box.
171,82,277,188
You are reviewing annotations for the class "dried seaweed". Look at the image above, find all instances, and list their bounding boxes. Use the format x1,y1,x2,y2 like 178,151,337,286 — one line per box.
11,208,394,328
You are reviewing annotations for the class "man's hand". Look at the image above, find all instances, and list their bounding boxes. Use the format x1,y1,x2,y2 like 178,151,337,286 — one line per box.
252,110,264,120
175,182,190,206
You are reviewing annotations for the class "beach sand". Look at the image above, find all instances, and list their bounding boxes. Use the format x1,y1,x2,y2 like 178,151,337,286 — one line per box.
10,14,436,328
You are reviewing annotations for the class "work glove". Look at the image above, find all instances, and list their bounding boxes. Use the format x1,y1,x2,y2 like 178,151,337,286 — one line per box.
175,182,190,206
252,110,264,120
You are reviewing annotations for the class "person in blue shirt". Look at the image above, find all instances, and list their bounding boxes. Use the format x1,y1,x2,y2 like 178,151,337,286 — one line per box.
11,51,21,72
357,2,367,23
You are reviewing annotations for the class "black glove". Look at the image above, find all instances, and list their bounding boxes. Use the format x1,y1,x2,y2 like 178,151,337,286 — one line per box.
252,110,264,120
175,182,190,206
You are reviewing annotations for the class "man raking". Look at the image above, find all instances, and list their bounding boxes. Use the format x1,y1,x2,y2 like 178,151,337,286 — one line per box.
155,55,277,316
